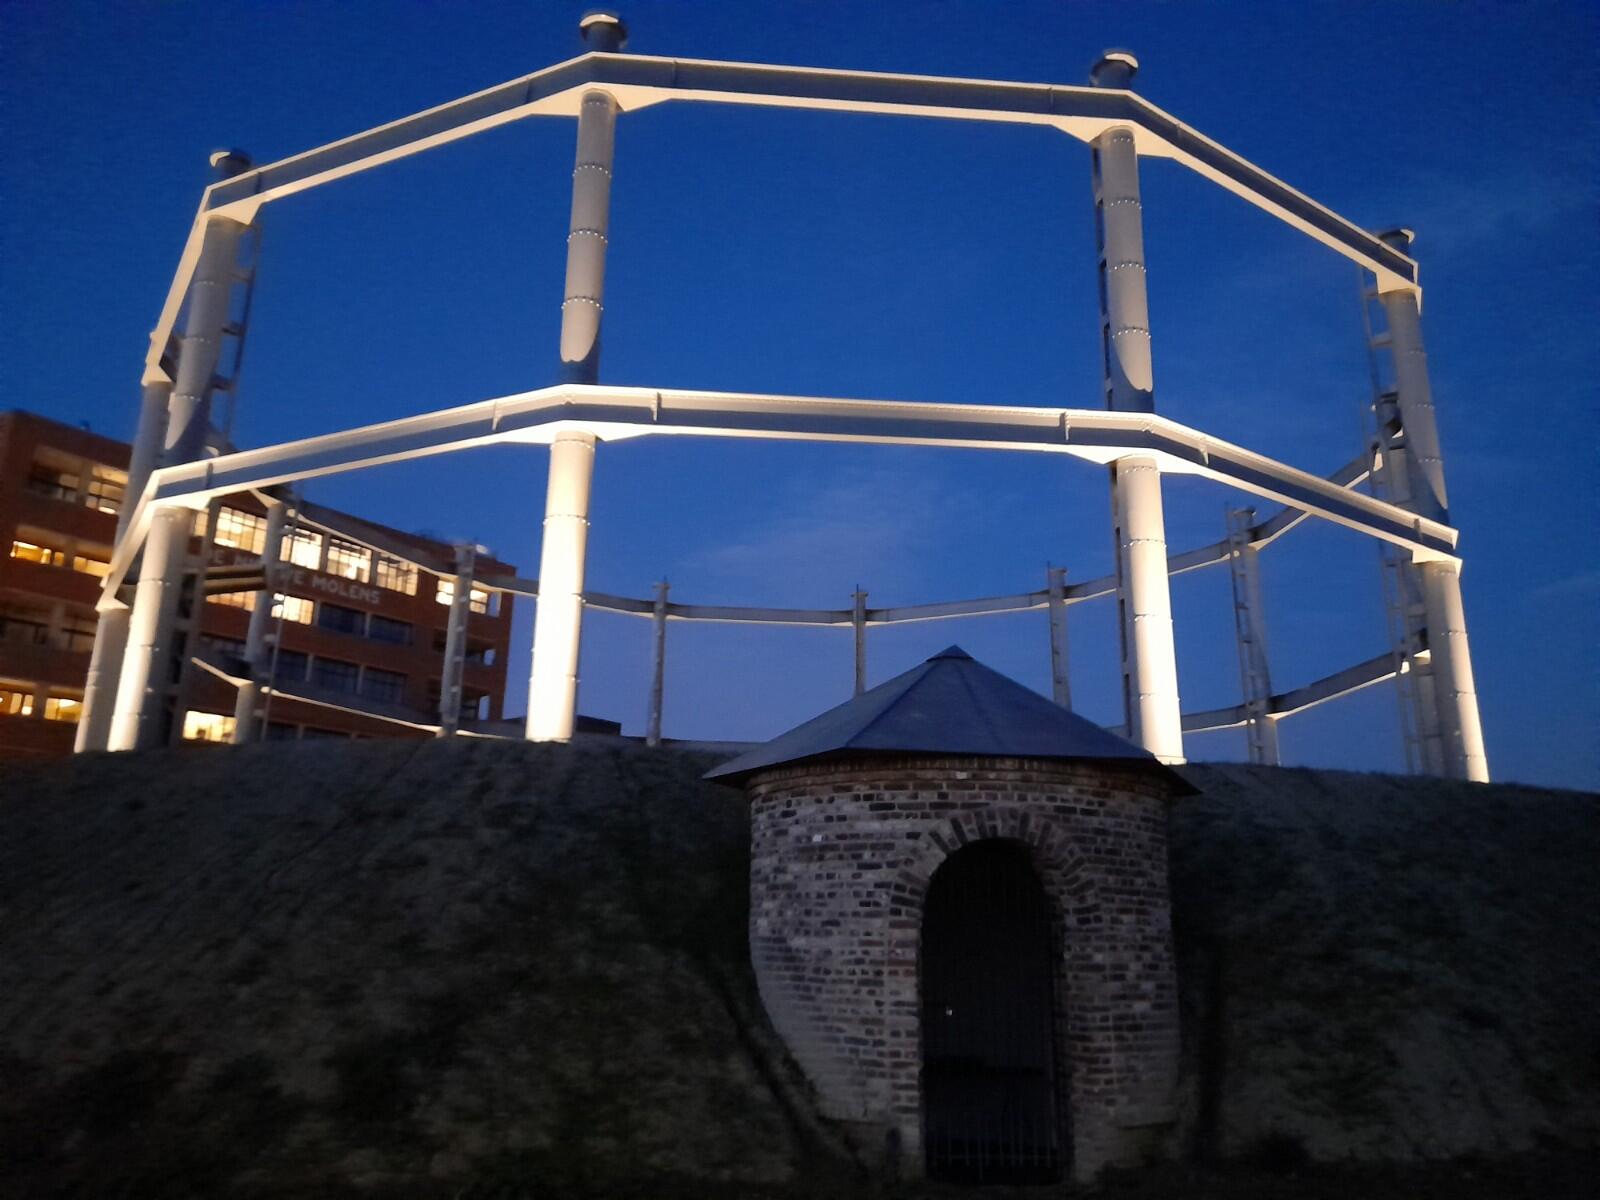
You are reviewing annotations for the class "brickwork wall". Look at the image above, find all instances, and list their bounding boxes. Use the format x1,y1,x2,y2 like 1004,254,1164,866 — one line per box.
746,755,1180,1181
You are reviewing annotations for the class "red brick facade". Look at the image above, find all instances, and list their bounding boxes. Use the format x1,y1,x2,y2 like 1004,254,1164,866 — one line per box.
1,409,515,758
745,754,1181,1182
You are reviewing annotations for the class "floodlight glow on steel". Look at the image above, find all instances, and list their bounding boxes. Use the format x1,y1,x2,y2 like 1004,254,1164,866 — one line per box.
80,14,1487,783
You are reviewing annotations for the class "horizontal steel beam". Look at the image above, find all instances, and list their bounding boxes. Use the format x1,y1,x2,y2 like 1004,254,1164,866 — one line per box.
1251,451,1373,548
463,450,1373,626
1181,704,1249,734
872,589,1049,624
1272,650,1397,718
190,654,500,738
136,385,1457,563
143,52,1418,383
442,567,1401,737
1181,650,1398,734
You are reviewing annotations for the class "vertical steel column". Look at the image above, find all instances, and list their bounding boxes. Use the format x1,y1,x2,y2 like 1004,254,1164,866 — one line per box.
1225,508,1280,766
526,14,623,742
231,500,288,743
1377,228,1486,781
109,179,252,751
1046,566,1072,709
1115,459,1184,762
558,86,618,377
438,544,477,737
1090,51,1183,763
107,509,193,751
527,433,596,741
1369,383,1445,775
166,496,225,747
77,602,129,751
646,579,668,746
852,588,868,696
1420,560,1488,782
77,379,173,751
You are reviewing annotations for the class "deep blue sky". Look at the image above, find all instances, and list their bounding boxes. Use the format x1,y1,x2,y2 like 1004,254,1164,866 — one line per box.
3,2,1595,789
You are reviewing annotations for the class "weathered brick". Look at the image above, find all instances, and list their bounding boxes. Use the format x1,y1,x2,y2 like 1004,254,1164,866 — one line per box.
744,755,1181,1182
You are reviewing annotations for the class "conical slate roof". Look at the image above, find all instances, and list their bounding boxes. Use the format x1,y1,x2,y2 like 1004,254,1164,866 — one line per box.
705,645,1192,791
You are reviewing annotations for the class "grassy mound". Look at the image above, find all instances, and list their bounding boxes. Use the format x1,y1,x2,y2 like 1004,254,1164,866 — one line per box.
1,741,1593,1197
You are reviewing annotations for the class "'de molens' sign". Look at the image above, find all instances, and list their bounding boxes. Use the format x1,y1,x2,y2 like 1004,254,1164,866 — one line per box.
212,547,384,608
299,569,382,607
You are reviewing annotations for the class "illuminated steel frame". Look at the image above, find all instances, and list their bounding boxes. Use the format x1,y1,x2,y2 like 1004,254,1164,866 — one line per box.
79,30,1488,781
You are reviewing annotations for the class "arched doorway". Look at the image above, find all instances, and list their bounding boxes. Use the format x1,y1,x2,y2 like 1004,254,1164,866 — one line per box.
921,839,1062,1183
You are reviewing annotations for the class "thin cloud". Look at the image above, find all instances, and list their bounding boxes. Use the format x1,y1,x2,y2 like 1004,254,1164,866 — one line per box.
687,463,963,605
1375,163,1597,258
1527,569,1600,602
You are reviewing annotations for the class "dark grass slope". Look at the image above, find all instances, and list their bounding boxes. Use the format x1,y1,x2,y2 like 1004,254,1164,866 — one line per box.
0,741,1595,1198
0,738,851,1198
1171,764,1599,1165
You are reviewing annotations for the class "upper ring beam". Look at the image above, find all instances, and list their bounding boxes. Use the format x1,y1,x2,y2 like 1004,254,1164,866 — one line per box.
142,51,1418,385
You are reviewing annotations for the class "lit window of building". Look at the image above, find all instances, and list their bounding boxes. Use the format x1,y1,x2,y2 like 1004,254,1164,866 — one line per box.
310,656,360,694
375,554,418,595
182,711,235,742
317,603,366,637
84,466,126,515
26,450,80,502
1,411,518,759
325,536,371,582
72,552,111,578
213,506,267,556
0,685,35,716
208,590,255,611
281,525,323,570
435,578,491,615
10,540,66,568
360,667,407,705
270,593,313,624
43,695,81,723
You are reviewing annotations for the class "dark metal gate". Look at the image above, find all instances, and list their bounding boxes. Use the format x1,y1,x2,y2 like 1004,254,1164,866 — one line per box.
921,839,1061,1183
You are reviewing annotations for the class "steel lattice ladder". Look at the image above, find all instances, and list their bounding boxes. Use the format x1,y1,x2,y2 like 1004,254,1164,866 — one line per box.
1357,267,1433,775
166,226,265,744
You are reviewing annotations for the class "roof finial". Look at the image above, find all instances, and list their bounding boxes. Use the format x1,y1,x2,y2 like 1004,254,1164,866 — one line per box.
579,10,628,52
1088,50,1139,90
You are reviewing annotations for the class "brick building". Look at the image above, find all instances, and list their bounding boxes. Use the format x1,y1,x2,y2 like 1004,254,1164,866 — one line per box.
0,409,515,760
709,646,1192,1184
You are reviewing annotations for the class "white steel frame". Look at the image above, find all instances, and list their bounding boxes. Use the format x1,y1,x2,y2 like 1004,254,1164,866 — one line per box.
81,31,1488,780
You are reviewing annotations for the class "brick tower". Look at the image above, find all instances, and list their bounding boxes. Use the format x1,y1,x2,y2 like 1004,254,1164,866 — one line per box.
708,646,1192,1183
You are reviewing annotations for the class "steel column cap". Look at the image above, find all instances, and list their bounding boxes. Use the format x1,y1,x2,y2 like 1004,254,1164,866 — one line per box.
1376,227,1417,251
579,10,628,52
208,149,252,180
1089,50,1139,89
